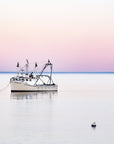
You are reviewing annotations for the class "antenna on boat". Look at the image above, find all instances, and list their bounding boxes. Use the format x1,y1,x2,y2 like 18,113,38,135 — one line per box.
35,62,38,77
16,62,19,76
25,59,29,75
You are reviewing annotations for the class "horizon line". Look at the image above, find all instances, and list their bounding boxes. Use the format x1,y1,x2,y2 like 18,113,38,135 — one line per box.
0,72,114,73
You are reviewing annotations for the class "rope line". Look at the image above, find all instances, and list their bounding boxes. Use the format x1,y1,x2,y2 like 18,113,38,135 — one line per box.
0,82,10,91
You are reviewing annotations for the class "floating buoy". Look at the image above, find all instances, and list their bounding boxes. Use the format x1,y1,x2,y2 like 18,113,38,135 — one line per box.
91,122,96,128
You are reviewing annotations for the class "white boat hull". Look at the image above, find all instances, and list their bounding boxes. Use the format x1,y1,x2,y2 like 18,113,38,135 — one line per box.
10,82,58,92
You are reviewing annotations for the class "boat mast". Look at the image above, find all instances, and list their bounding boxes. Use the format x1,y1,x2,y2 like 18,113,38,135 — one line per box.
35,62,38,77
50,60,53,84
25,59,29,76
16,62,20,76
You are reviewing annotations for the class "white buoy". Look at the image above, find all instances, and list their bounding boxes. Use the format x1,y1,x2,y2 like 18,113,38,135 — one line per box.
91,122,96,128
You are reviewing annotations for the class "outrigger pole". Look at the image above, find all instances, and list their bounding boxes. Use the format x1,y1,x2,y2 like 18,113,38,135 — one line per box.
34,60,53,85
16,62,19,76
25,59,29,75
35,62,38,77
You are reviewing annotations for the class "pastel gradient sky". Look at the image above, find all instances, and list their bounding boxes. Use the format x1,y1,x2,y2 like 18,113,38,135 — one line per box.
0,0,114,72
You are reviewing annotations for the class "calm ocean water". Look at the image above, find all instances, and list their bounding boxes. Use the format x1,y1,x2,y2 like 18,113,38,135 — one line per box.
0,73,114,144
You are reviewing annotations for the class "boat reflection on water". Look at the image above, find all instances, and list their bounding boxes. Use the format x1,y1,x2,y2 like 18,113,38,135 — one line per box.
10,91,58,100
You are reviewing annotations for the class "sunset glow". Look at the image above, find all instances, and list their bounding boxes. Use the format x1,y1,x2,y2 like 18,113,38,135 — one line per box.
0,0,114,72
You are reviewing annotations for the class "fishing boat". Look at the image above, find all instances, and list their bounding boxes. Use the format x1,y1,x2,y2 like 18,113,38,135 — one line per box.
10,60,58,92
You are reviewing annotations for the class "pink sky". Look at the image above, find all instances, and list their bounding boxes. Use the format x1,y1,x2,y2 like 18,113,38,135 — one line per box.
0,0,114,72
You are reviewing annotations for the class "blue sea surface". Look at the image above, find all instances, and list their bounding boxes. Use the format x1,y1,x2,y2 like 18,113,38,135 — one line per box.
0,73,114,144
